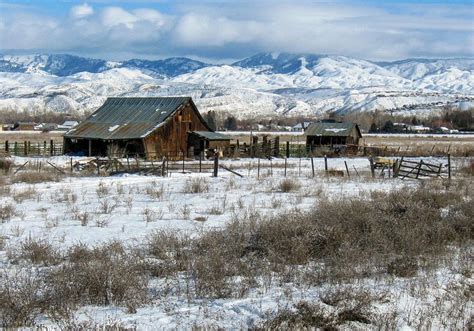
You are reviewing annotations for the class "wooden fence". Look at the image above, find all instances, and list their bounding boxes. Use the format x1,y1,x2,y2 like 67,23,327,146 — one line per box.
0,140,63,156
394,157,450,180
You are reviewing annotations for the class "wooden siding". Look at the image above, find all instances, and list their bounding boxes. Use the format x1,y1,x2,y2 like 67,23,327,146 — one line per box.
144,103,209,158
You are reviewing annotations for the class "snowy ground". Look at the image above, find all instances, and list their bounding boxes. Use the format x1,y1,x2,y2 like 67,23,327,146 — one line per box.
0,156,472,329
3,157,411,248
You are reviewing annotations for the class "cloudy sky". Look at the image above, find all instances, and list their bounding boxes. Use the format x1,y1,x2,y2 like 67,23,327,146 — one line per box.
0,0,473,62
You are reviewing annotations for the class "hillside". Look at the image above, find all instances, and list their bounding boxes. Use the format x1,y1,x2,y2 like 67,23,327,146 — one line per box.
0,53,472,119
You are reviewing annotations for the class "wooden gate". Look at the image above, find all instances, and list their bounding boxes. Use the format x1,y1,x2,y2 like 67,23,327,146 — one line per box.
395,158,449,180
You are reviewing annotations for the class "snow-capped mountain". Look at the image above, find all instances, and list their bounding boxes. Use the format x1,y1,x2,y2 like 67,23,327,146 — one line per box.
0,53,472,119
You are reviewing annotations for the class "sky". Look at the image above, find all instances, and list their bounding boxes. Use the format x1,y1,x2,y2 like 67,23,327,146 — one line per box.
0,0,473,62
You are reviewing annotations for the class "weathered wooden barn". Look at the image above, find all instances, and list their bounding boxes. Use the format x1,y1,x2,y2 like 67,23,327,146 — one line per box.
305,122,362,151
63,97,230,158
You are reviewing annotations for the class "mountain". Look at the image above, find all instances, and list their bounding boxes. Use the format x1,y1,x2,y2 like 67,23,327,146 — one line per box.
0,53,473,119
0,54,208,78
122,58,209,78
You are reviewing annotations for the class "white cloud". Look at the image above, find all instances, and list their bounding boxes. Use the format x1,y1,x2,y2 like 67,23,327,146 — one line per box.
70,3,94,19
101,7,138,28
1,2,473,60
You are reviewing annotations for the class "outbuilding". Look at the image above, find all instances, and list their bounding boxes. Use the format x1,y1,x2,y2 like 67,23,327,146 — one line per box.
64,97,229,159
305,122,362,152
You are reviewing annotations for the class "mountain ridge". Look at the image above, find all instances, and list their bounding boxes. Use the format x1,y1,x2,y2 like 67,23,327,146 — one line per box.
0,52,473,119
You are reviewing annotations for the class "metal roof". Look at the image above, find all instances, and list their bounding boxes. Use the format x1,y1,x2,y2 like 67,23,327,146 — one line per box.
191,131,231,140
65,97,194,140
304,122,361,137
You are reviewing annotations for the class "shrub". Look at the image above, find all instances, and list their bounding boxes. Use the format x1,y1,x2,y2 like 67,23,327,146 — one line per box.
11,171,62,184
9,238,61,266
183,177,209,193
0,270,45,328
48,242,148,313
0,203,16,223
0,157,13,173
278,178,300,193
387,257,418,277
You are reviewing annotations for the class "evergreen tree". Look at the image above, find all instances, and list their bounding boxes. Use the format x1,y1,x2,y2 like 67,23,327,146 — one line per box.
204,111,217,131
224,116,237,130
369,122,378,133
382,120,394,132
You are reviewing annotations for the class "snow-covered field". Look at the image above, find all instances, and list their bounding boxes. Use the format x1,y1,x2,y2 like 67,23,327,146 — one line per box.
0,156,472,329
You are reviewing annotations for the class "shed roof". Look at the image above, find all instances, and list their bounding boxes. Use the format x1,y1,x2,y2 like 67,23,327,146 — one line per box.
65,97,208,140
304,122,361,137
191,131,231,141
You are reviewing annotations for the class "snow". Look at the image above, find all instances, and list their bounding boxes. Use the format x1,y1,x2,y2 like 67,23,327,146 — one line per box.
0,156,470,328
0,54,473,119
324,128,346,133
108,125,120,132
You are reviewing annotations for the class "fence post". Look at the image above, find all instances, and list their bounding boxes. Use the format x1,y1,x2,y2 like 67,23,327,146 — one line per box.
70,158,73,174
344,161,350,178
14,142,18,156
5,141,8,153
369,157,375,178
270,158,273,176
448,153,451,180
24,141,28,156
50,140,54,156
213,152,219,177
96,158,100,176
199,152,202,173
161,157,166,177
257,158,260,179
284,157,287,177
324,155,328,175
182,152,185,173
299,157,301,177
286,141,290,158
311,156,315,178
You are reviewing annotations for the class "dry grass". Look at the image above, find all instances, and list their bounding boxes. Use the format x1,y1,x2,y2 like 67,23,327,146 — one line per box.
0,157,13,173
278,178,300,193
0,203,16,223
11,171,62,184
183,177,209,193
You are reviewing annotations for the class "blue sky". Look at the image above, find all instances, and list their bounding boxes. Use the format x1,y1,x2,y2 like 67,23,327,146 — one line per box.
1,0,473,61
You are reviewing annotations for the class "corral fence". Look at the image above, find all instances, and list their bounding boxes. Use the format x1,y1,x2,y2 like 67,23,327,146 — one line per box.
1,136,472,159
0,140,63,156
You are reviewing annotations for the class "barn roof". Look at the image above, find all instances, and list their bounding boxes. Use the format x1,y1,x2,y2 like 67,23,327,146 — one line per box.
190,131,231,141
65,97,209,140
304,122,361,137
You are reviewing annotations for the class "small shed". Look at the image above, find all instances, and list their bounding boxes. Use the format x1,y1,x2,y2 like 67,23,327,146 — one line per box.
187,131,231,156
305,122,362,149
64,97,223,159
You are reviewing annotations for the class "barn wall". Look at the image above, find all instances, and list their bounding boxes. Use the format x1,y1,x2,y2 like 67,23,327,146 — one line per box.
144,103,209,159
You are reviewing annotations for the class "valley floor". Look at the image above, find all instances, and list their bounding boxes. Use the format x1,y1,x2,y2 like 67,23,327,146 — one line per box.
0,156,472,329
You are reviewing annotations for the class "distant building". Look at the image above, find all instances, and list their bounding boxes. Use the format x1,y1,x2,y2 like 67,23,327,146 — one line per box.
12,122,37,131
407,125,431,133
292,122,313,132
57,121,79,131
305,122,362,151
34,123,58,131
64,97,230,158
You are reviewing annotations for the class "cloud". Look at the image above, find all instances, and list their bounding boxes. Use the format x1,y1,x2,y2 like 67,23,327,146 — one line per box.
1,1,473,61
70,3,94,19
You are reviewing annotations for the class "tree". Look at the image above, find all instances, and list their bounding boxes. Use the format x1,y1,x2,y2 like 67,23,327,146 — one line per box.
369,122,378,133
204,111,217,131
411,116,419,125
382,120,394,132
224,116,237,130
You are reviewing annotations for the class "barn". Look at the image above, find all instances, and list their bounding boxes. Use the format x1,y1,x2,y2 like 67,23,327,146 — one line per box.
63,97,230,159
305,122,362,152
